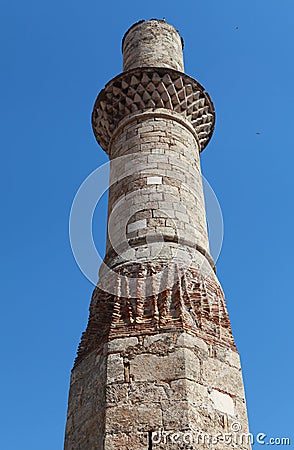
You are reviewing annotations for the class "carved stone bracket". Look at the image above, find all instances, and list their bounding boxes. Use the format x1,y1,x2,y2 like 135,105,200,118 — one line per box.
92,67,215,153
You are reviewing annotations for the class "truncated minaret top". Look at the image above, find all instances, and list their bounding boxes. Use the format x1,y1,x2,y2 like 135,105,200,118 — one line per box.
92,19,215,154
122,19,184,71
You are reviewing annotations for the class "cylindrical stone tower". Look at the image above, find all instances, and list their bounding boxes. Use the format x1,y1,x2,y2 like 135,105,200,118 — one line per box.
64,19,251,450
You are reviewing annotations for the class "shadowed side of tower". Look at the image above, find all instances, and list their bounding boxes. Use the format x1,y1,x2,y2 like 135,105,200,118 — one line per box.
64,20,251,450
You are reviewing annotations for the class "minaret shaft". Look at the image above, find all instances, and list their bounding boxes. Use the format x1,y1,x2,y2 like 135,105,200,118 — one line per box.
64,19,251,450
105,112,209,264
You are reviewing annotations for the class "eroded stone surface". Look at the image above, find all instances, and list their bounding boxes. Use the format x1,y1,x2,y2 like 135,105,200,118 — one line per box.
122,19,184,72
210,389,235,415
66,329,250,449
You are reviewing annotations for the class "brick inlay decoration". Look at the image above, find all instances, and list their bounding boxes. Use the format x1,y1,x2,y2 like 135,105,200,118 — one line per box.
75,264,235,366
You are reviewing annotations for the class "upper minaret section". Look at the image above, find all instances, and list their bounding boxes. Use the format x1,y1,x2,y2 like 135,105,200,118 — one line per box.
122,19,184,71
92,18,215,155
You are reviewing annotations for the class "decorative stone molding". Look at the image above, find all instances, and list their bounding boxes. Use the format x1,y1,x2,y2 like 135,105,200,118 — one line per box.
92,67,215,153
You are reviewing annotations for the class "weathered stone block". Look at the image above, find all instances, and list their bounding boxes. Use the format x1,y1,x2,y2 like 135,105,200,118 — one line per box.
106,354,124,383
147,175,162,184
105,404,163,432
106,383,128,405
127,219,147,233
175,332,209,353
104,431,148,450
107,336,138,352
162,400,191,430
130,348,200,382
128,381,169,404
202,357,244,397
210,389,235,415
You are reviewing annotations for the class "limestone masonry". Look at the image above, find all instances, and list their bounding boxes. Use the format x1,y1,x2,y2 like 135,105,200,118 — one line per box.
64,19,251,449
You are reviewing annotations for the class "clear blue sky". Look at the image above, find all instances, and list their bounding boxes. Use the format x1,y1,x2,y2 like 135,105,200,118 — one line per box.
1,1,293,448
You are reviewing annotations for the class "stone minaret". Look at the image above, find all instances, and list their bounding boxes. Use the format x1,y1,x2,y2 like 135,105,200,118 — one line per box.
64,20,251,449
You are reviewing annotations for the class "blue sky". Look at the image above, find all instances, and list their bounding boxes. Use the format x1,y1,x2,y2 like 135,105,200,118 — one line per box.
1,0,293,448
